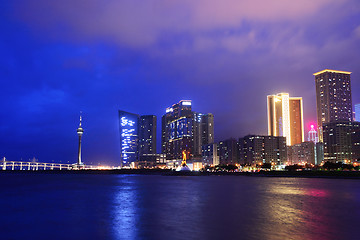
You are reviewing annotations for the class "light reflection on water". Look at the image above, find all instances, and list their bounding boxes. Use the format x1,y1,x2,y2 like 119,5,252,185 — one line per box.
257,181,332,240
1,173,360,239
109,176,360,240
112,176,139,239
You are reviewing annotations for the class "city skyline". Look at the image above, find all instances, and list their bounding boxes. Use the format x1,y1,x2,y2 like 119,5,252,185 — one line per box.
1,1,360,165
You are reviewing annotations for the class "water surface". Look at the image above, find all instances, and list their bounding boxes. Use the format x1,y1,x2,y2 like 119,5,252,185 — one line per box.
1,173,360,239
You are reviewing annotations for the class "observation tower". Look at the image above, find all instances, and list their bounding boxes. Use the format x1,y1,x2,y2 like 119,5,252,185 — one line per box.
76,113,84,168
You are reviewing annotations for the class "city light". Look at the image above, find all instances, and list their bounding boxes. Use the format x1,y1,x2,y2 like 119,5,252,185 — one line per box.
313,69,352,76
181,101,191,106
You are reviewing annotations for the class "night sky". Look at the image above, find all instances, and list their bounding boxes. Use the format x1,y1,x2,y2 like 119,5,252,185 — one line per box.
1,0,360,166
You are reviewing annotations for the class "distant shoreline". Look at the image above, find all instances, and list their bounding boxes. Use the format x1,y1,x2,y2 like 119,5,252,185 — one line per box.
2,169,360,179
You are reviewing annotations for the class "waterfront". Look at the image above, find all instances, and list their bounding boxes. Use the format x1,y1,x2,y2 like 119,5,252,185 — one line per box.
1,173,360,239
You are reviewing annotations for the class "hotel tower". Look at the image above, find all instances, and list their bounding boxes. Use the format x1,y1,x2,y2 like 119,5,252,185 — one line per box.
267,93,304,146
314,69,352,142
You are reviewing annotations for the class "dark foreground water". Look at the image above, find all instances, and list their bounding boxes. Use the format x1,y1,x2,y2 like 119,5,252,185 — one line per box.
1,173,360,240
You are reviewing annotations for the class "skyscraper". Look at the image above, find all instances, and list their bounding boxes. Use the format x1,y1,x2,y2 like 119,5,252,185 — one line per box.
161,100,214,160
355,104,360,122
201,113,214,145
314,69,352,141
267,93,304,145
119,111,140,168
139,115,157,156
119,111,158,168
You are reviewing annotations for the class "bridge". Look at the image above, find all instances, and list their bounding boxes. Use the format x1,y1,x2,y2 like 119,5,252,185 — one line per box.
1,158,108,171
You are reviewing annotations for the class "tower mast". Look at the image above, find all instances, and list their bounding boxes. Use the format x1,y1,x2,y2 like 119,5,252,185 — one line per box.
77,112,84,167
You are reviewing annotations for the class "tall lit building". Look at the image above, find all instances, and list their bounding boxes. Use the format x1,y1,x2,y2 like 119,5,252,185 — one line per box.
314,69,352,141
308,125,319,143
355,104,360,122
119,112,158,168
139,115,157,156
267,93,304,145
161,100,214,160
119,111,140,168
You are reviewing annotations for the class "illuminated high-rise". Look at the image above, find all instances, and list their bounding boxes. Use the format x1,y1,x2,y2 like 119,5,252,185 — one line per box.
314,69,352,141
267,93,304,145
119,111,158,168
119,111,140,168
161,100,214,160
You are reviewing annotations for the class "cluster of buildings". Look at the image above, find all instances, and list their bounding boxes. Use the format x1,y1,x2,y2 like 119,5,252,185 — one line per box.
118,100,214,169
118,69,360,169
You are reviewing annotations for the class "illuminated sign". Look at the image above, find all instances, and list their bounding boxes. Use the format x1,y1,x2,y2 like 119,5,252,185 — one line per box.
166,108,173,113
182,101,191,106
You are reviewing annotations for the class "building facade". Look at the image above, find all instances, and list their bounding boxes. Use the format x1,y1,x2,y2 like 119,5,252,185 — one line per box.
315,142,324,165
352,127,360,161
267,93,304,145
118,110,140,168
322,121,360,162
238,135,287,165
119,111,158,168
161,100,214,160
314,69,353,142
138,153,166,168
218,139,239,165
287,141,315,165
202,143,219,166
139,115,157,156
